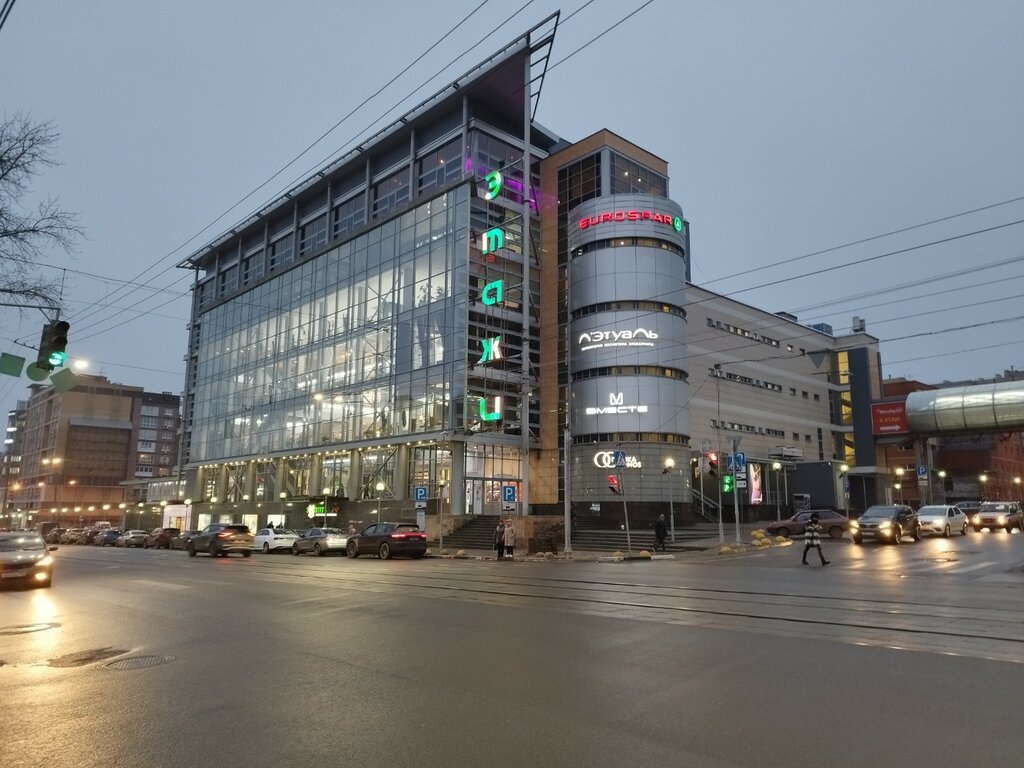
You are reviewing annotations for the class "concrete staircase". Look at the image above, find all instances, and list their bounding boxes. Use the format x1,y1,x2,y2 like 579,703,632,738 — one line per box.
435,515,502,551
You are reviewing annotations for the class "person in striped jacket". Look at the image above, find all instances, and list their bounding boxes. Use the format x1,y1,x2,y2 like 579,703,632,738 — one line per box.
802,513,830,566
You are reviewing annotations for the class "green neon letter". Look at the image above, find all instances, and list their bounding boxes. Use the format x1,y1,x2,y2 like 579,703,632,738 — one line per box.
478,336,502,364
479,396,502,421
673,216,683,232
481,279,503,305
481,227,504,255
484,171,503,201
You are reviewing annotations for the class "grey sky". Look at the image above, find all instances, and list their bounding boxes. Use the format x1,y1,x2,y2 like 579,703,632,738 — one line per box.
2,0,1023,422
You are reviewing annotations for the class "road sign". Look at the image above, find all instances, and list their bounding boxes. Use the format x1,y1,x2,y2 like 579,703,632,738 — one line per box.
414,501,427,510
917,465,928,480
502,502,517,513
725,453,746,471
613,450,626,468
735,452,746,470
502,485,517,502
700,438,712,453
414,486,427,501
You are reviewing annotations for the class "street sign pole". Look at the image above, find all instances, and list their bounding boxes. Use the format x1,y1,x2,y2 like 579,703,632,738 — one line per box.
619,467,632,553
731,438,742,544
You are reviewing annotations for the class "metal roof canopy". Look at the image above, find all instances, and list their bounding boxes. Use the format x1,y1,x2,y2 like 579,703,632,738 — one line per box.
906,380,1024,435
178,12,560,271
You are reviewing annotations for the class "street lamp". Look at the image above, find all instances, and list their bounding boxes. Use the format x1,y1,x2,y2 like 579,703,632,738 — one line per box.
375,481,385,519
137,502,144,529
839,464,850,517
895,467,905,504
662,457,676,542
1015,476,1021,503
772,462,782,521
979,473,988,500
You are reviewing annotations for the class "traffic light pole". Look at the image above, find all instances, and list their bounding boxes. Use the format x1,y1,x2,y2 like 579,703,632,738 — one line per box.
731,439,742,545
619,468,632,553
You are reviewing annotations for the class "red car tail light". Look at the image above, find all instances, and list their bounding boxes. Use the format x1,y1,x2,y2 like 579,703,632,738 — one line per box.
217,531,232,538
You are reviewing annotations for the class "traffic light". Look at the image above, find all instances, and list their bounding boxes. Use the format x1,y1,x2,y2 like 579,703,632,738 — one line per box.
607,474,622,495
36,320,70,371
707,451,718,478
722,473,735,493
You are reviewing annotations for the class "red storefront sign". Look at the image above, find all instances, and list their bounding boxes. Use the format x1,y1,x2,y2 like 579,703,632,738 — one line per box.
578,210,680,230
871,401,909,435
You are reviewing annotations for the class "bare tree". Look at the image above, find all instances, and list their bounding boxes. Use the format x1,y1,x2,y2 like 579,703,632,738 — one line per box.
0,113,83,310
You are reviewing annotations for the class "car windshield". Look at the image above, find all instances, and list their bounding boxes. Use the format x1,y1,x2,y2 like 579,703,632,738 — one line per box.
395,524,421,532
917,506,948,515
0,535,45,552
861,508,897,519
322,528,343,535
979,503,1011,512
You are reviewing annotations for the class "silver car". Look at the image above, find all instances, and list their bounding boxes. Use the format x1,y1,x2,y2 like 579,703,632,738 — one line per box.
292,527,349,556
917,505,969,537
0,532,56,589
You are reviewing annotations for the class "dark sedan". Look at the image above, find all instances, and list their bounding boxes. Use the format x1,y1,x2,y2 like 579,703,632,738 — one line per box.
346,522,427,560
187,524,254,557
292,528,348,557
93,529,122,546
144,527,180,549
169,530,201,550
766,510,850,539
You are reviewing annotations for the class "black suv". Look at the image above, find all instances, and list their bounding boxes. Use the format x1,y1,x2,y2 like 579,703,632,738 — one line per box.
851,505,921,545
186,524,254,557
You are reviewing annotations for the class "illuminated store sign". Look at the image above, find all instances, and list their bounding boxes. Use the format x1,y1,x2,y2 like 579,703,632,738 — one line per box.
478,336,502,363
578,210,683,232
577,327,658,352
593,450,643,469
585,392,649,416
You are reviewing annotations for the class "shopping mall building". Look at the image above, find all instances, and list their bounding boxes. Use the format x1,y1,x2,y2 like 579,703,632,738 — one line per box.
174,19,884,534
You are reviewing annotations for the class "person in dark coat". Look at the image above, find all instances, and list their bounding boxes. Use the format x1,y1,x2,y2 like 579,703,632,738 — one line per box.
494,519,506,559
654,514,668,552
802,512,830,566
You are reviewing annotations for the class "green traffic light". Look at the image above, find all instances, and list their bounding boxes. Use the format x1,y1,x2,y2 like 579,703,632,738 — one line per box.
48,351,67,367
722,474,735,493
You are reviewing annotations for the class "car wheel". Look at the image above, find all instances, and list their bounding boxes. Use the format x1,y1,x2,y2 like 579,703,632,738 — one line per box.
828,526,843,539
852,535,862,545
892,528,901,545
943,525,950,538
314,543,324,557
776,527,790,538
37,577,52,589
208,544,218,557
187,543,196,557
379,542,392,560
911,525,921,542
262,543,270,554
1007,525,1014,534
347,541,358,558
242,550,252,558
961,522,968,535
974,526,982,533
292,544,300,555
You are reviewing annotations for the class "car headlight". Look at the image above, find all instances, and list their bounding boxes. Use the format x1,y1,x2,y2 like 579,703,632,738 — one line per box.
878,521,891,529
997,516,1006,524
972,515,980,523
849,521,859,529
37,555,54,567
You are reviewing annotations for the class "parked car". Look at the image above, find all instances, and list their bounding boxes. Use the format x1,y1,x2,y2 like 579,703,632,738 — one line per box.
956,501,982,518
116,530,149,548
59,528,85,544
169,530,201,550
346,522,427,560
94,529,122,546
850,505,921,545
971,501,1023,533
292,528,347,557
187,524,254,557
916,505,969,537
254,527,298,554
144,527,180,549
45,528,66,545
0,532,57,589
766,510,850,539
80,528,103,545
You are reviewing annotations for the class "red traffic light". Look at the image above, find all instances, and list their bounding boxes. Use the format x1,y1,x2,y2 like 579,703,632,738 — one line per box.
706,451,718,477
607,474,622,495
707,451,718,462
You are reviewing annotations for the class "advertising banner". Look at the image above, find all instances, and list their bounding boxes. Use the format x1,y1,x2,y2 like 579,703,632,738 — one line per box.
870,401,909,435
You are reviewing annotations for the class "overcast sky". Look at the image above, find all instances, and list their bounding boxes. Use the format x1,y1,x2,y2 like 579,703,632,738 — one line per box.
3,0,1023,421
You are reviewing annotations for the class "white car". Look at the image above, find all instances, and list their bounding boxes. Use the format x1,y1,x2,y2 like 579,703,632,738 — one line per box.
253,527,298,554
917,504,969,537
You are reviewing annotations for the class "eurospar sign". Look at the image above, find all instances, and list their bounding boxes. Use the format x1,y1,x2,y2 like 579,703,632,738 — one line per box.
579,209,683,232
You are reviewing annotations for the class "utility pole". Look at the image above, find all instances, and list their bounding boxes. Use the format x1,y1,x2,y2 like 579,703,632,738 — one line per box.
714,365,724,545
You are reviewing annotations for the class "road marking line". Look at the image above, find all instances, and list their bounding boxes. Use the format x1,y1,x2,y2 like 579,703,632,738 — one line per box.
949,561,999,574
130,579,191,590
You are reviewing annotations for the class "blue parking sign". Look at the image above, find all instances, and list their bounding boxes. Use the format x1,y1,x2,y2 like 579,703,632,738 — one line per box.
414,486,427,501
502,485,516,502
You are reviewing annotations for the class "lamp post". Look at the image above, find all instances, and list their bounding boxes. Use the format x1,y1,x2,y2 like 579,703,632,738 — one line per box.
938,470,947,504
979,473,988,500
772,462,782,521
375,481,385,520
839,464,850,517
1015,476,1021,504
662,457,676,543
895,467,905,504
137,502,144,530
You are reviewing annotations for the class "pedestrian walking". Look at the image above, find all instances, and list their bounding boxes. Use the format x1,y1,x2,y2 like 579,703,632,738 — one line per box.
654,514,668,552
503,518,516,559
802,512,830,566
494,518,506,560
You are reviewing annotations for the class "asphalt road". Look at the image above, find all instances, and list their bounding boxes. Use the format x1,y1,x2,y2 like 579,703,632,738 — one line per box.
2,532,1023,768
